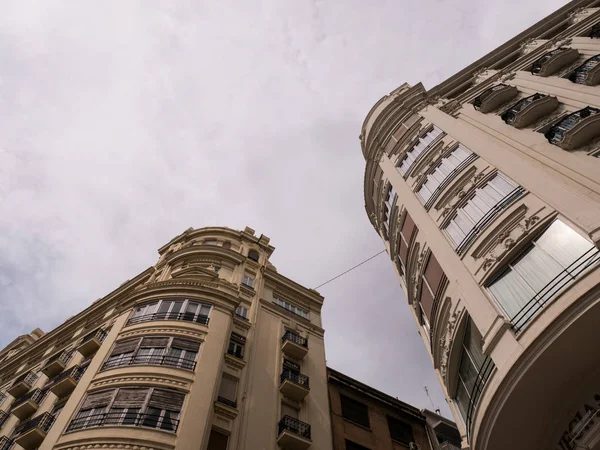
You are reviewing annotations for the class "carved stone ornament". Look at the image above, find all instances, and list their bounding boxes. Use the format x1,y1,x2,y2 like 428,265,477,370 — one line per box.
568,7,594,24
410,246,427,307
472,66,493,84
440,170,487,218
480,212,541,272
439,306,460,379
520,38,542,55
214,401,239,420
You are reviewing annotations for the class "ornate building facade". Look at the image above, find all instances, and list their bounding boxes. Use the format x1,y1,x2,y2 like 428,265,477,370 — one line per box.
0,226,331,450
360,1,600,449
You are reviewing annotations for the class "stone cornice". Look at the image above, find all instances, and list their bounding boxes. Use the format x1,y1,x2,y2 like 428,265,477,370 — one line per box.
263,269,324,309
258,298,325,337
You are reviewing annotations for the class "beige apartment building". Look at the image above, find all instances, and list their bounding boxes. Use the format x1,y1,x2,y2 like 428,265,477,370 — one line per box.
0,226,331,450
360,1,600,449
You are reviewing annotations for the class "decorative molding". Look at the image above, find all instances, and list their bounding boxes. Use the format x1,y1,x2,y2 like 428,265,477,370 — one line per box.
57,445,172,450
471,204,529,260
90,376,189,390
118,328,205,340
224,353,246,370
409,245,428,307
439,306,460,379
439,168,488,218
214,401,239,420
233,316,251,331
568,7,596,24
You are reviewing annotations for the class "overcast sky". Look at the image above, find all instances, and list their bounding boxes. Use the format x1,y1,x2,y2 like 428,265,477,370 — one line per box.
0,0,567,418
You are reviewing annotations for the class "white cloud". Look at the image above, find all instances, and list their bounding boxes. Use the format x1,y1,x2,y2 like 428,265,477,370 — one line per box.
0,0,568,417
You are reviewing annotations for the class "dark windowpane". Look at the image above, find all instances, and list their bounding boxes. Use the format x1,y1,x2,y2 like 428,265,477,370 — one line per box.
387,416,414,445
340,395,370,428
345,440,371,450
207,429,229,450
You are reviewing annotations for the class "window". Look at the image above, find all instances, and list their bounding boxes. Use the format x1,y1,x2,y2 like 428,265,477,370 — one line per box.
444,173,518,250
487,220,598,329
398,212,417,268
273,297,309,320
417,146,474,206
418,253,447,329
129,298,211,325
383,184,398,237
103,336,199,371
340,395,370,428
217,376,238,407
397,126,444,177
203,239,218,246
387,416,414,444
248,249,259,262
345,440,371,450
69,387,185,432
454,318,489,423
207,429,229,450
235,306,249,320
228,333,245,359
242,273,255,289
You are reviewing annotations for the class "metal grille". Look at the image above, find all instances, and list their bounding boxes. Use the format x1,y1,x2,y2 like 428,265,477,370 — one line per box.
281,331,308,348
14,412,55,436
465,356,495,438
0,437,14,450
280,369,310,389
127,312,209,326
277,415,311,440
102,355,196,371
80,328,108,345
216,396,237,408
66,410,180,433
12,388,47,409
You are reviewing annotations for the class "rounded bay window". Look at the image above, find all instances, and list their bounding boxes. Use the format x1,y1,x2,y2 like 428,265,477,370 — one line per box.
127,298,212,327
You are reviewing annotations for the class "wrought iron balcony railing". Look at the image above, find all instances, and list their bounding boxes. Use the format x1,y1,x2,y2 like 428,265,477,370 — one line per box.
12,388,47,410
216,396,237,408
51,365,85,385
127,311,209,326
0,411,9,427
568,54,600,85
280,369,310,389
101,354,196,371
465,356,495,438
511,246,600,332
532,48,567,74
590,23,600,38
44,349,73,367
501,93,545,125
281,331,308,348
0,436,14,450
544,106,600,146
12,371,38,388
278,415,311,440
473,84,507,109
80,328,108,345
14,412,55,437
66,410,180,433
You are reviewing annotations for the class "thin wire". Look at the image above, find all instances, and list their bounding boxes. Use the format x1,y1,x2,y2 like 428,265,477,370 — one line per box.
313,249,386,290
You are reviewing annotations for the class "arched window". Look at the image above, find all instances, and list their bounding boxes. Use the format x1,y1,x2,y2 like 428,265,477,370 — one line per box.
248,249,259,262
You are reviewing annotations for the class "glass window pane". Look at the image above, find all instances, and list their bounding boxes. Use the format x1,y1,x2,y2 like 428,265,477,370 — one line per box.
488,269,536,319
511,246,564,293
535,220,594,268
455,378,470,422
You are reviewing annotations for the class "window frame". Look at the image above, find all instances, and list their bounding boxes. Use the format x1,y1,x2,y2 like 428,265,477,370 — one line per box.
340,394,370,429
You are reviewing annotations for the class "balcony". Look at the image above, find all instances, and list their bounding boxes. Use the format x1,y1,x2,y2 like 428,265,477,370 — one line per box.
14,412,55,450
41,350,73,378
0,411,9,428
127,311,210,327
531,47,579,77
590,23,600,38
7,372,38,398
277,416,311,450
280,369,310,401
0,437,14,450
281,331,308,360
101,354,196,372
66,410,180,433
501,93,559,128
473,84,519,113
11,389,46,420
465,356,495,438
544,106,600,150
77,328,107,357
568,54,600,86
216,396,237,409
49,365,84,398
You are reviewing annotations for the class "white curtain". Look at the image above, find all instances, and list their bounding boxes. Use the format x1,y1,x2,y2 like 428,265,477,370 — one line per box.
417,146,472,203
397,126,443,176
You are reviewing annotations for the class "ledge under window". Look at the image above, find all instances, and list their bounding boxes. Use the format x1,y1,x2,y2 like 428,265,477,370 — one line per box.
501,94,559,129
473,84,518,113
531,47,580,77
544,106,600,150
568,54,600,86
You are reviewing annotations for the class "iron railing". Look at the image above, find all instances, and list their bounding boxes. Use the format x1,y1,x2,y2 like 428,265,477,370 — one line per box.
569,55,600,84
511,246,600,332
66,410,179,433
278,415,311,440
590,23,600,38
465,356,495,438
101,354,196,371
80,328,107,345
12,388,46,410
423,153,478,210
0,411,9,428
127,312,209,326
401,131,446,180
44,349,73,368
12,371,38,388
0,437,14,450
217,396,237,408
454,186,525,255
14,412,55,436
227,347,244,359
50,365,85,386
545,106,600,146
473,84,507,110
501,93,545,124
282,331,308,348
281,369,310,389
